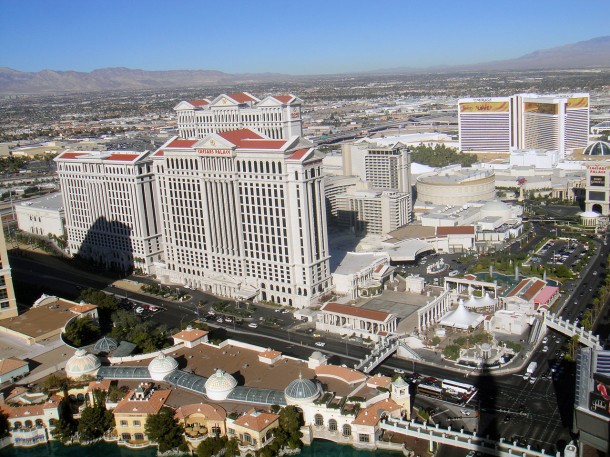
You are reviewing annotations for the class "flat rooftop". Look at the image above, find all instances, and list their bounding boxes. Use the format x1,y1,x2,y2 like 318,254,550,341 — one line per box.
0,298,78,340
15,192,64,212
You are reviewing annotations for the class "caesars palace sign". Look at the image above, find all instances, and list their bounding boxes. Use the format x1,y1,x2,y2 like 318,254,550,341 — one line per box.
196,149,234,157
589,165,608,175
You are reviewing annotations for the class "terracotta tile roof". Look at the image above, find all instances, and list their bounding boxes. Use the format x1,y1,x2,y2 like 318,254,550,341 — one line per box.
69,303,97,314
87,379,112,393
0,397,60,419
104,153,140,162
321,303,392,323
153,150,165,157
113,389,170,415
352,398,401,426
258,349,281,360
175,403,226,422
0,358,28,376
233,410,279,432
56,152,87,160
188,99,210,107
217,129,286,150
173,328,208,342
436,226,475,236
167,138,198,148
366,374,392,389
273,95,294,104
287,148,311,160
507,278,547,301
227,92,257,104
314,365,367,385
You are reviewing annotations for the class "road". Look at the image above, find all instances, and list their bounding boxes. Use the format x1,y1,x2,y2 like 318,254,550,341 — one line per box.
7,227,610,452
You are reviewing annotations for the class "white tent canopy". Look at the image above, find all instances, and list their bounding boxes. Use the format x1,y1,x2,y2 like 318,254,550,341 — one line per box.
440,304,485,330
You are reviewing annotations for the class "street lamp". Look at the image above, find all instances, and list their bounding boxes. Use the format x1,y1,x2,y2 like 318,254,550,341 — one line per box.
180,314,188,330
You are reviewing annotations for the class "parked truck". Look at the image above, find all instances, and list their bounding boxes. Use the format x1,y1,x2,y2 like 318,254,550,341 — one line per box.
524,361,537,379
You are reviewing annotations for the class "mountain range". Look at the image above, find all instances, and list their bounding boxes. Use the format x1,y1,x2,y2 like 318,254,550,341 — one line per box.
1,36,609,94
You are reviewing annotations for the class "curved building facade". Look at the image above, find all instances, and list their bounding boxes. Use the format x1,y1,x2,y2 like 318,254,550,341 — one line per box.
416,168,496,206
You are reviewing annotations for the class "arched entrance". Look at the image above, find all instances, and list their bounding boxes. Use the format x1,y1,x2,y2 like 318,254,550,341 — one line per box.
593,203,603,214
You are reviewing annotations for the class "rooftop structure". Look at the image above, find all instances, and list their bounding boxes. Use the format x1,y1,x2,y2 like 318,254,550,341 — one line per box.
174,92,303,140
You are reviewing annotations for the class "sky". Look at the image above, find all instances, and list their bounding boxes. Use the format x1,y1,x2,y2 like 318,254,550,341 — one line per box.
2,0,610,75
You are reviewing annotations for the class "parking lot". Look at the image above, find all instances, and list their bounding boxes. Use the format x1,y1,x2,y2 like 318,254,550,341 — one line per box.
529,237,587,269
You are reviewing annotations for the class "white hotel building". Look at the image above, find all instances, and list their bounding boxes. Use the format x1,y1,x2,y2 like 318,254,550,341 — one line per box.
55,151,163,274
152,128,332,308
174,92,303,140
459,93,589,155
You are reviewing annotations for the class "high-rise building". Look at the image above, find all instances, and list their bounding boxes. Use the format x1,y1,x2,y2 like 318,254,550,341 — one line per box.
174,92,303,140
0,227,17,320
584,161,610,215
342,139,412,194
458,97,512,154
458,93,590,155
152,129,332,308
55,151,162,274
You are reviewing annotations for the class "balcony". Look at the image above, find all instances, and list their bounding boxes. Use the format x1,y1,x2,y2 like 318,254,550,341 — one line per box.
11,427,48,447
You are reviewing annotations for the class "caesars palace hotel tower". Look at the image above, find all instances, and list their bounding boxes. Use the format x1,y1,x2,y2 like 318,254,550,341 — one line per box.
152,127,332,309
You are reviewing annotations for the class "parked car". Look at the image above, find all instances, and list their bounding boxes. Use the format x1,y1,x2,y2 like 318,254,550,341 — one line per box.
248,323,258,329
314,342,326,347
135,307,144,314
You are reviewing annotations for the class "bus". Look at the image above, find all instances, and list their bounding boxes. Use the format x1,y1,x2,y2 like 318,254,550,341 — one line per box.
417,384,443,399
441,379,476,396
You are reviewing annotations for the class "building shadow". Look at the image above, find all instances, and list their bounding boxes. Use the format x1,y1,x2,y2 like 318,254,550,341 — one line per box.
77,216,134,275
473,365,500,440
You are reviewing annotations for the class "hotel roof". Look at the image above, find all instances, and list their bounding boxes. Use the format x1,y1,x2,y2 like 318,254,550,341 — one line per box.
233,410,279,432
15,192,64,212
173,328,208,342
113,389,170,415
0,358,28,376
175,403,226,422
321,303,393,323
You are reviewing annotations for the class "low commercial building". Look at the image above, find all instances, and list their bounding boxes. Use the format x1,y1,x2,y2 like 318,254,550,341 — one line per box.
15,192,65,238
331,252,393,300
316,303,399,341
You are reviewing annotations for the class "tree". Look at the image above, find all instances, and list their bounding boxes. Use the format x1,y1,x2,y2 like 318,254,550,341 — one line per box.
0,411,9,438
51,418,76,443
567,335,580,361
196,435,227,457
107,384,127,402
278,406,303,449
79,288,118,314
64,316,100,347
443,345,461,360
225,436,239,457
145,407,187,453
77,404,113,442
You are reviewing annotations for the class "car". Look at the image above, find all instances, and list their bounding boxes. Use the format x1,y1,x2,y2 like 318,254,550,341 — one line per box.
313,333,321,338
306,328,315,333
216,317,224,323
542,336,548,343
274,308,281,313
224,317,233,323
135,307,144,314
542,346,548,352
529,377,537,384
460,409,471,416
248,323,258,328
207,310,216,316
314,342,326,347
282,309,290,314
393,368,405,374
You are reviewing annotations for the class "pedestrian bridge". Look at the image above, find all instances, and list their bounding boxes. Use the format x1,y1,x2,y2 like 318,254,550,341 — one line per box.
543,313,602,350
380,418,563,457
355,337,422,373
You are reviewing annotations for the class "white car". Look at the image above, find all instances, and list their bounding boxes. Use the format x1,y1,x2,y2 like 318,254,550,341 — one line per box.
460,409,471,416
314,342,326,347
542,346,548,353
135,307,144,314
248,323,258,329
542,336,548,344
393,368,405,374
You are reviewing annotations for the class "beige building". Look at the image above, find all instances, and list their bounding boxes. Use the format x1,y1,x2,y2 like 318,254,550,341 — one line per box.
0,226,17,320
175,403,227,441
228,410,280,453
15,192,65,237
113,387,170,445
416,166,496,206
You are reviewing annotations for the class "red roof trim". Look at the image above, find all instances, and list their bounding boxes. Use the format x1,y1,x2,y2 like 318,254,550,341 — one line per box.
288,148,310,160
227,92,256,103
104,153,140,162
188,99,210,107
167,139,198,148
57,152,87,160
273,95,293,103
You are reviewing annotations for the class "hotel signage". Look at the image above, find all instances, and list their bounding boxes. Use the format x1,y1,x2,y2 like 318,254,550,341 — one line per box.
197,149,234,157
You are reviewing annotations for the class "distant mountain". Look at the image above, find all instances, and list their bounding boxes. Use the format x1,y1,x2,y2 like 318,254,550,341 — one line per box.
1,36,609,94
459,36,610,71
0,67,290,94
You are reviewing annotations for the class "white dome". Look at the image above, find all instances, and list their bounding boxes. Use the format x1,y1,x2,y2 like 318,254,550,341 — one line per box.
580,211,600,218
204,369,237,401
480,200,511,218
65,349,101,379
284,375,320,405
148,353,178,381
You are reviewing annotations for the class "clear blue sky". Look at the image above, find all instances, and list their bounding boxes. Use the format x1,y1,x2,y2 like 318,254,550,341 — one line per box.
2,0,609,75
